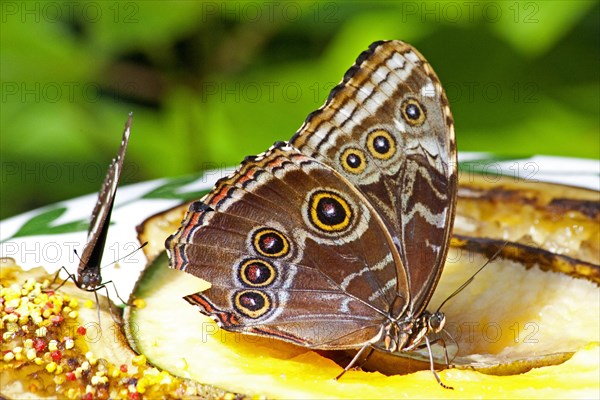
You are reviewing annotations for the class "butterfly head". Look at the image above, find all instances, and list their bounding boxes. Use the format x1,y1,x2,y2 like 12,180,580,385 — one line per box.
427,310,446,334
79,270,102,290
380,310,446,354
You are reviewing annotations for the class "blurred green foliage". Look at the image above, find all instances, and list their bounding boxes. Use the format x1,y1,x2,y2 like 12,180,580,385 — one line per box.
1,0,598,219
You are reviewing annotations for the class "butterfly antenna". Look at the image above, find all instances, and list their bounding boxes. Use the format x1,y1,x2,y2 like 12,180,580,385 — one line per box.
101,241,148,270
436,241,508,313
73,248,82,262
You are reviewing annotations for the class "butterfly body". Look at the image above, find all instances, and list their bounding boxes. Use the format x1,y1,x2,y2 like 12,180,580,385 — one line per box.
167,40,456,383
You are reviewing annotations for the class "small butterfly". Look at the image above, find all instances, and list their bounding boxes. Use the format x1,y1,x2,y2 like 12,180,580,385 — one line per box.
51,114,135,321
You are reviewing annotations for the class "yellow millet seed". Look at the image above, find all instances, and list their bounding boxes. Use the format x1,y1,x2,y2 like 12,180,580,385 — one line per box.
26,348,37,360
132,354,146,366
32,314,43,325
3,352,15,362
159,370,173,385
23,279,35,291
34,357,43,365
64,337,75,350
6,322,18,332
83,299,94,309
48,339,58,351
136,380,148,394
85,351,98,365
35,326,48,337
5,298,20,308
46,362,57,373
68,310,78,319
4,313,18,323
133,298,146,309
109,366,121,378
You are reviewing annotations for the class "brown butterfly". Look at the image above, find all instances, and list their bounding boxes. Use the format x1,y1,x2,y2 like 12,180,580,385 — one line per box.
51,114,134,320
166,40,457,387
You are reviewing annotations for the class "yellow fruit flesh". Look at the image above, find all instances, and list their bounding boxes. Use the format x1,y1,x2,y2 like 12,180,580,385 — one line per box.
127,251,599,398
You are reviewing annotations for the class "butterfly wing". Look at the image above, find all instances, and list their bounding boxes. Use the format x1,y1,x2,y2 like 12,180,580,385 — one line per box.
290,40,457,315
167,142,408,349
77,114,132,288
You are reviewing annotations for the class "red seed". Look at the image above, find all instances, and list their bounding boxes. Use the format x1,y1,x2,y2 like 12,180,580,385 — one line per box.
77,326,86,336
83,392,94,400
46,302,54,309
33,338,47,352
51,315,64,325
128,392,140,400
51,350,62,361
120,364,128,373
65,372,76,381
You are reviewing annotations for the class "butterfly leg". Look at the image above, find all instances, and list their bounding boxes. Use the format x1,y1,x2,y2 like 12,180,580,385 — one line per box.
97,279,128,305
91,280,128,324
414,336,452,368
93,289,102,325
355,347,375,371
424,336,453,390
46,266,77,292
335,343,373,380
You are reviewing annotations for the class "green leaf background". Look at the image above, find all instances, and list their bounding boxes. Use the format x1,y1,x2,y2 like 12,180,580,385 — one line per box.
1,1,598,219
